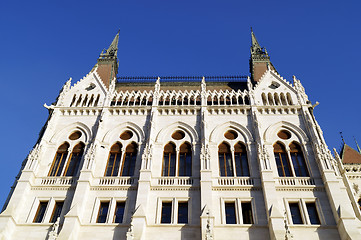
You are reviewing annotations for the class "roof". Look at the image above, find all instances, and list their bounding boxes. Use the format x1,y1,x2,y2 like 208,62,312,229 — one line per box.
340,144,361,164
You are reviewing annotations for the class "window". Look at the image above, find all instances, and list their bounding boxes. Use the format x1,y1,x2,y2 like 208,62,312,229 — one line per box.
290,142,309,177
241,202,253,224
64,143,84,176
177,202,188,224
49,143,69,176
234,143,250,176
289,203,303,224
97,202,110,223
162,143,176,176
161,202,172,223
225,202,237,224
114,202,125,223
120,143,137,176
105,143,122,176
219,142,250,177
358,199,361,210
274,142,292,177
50,201,64,223
178,143,192,176
218,143,233,177
33,201,48,223
306,202,320,224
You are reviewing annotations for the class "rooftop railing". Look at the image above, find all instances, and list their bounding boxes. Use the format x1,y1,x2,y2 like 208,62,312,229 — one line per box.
117,75,248,83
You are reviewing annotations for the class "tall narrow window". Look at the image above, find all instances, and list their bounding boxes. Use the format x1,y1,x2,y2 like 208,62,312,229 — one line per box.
358,199,361,210
105,143,122,176
161,202,172,223
289,203,303,224
218,143,233,177
114,202,125,223
178,202,188,224
234,143,250,176
33,201,48,223
162,143,176,176
64,143,84,176
289,142,309,177
241,202,253,224
178,143,192,176
225,202,237,224
274,142,292,177
97,202,110,223
49,143,69,176
50,201,64,223
306,202,320,224
120,143,137,176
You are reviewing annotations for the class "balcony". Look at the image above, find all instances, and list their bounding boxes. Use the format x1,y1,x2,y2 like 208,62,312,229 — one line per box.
215,177,254,186
96,177,136,186
276,177,315,186
38,177,74,186
153,177,194,186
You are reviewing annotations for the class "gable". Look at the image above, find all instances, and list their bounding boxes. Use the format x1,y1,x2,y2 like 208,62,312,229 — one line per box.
342,144,361,164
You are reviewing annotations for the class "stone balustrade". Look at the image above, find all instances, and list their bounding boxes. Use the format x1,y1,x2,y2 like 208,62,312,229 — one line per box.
276,177,315,186
215,177,254,186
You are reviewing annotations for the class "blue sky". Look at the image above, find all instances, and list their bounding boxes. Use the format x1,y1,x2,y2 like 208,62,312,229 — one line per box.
0,0,360,208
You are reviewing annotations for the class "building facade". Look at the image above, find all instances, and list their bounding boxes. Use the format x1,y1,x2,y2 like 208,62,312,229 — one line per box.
0,31,360,240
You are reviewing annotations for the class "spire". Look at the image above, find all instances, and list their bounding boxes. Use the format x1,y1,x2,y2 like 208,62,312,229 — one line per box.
354,136,361,154
100,30,119,58
249,28,276,83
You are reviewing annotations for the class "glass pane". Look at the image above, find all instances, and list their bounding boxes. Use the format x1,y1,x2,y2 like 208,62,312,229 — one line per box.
289,203,303,224
241,202,253,224
49,153,63,176
291,152,309,177
33,202,48,223
281,153,292,176
178,202,188,224
161,202,172,223
225,202,237,224
114,202,125,223
306,203,320,224
225,153,234,176
219,153,226,176
162,153,170,176
112,153,122,176
50,202,64,223
64,152,81,176
235,153,250,176
97,202,109,223
105,154,116,176
169,153,176,176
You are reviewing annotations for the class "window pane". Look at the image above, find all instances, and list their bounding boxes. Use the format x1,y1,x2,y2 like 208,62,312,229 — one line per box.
306,203,320,224
163,143,176,177
235,153,250,176
161,202,172,223
274,143,292,177
33,201,48,223
50,201,64,223
97,202,109,223
64,143,84,176
289,203,303,224
49,143,69,176
218,143,233,177
290,143,309,177
178,202,188,224
114,202,125,223
241,202,253,224
225,202,237,224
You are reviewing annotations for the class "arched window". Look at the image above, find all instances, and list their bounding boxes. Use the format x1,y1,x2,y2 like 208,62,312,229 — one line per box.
218,142,233,177
234,142,250,176
120,143,137,176
64,143,84,176
274,142,292,177
289,142,309,177
162,143,176,176
49,143,70,176
105,143,122,176
178,143,192,176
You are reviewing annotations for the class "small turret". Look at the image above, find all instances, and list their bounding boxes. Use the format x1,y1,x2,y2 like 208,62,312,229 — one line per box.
249,29,277,83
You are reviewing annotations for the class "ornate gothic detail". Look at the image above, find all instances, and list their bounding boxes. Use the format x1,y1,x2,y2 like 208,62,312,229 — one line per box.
200,144,210,170
205,210,213,240
142,143,152,170
284,211,293,240
258,143,271,170
84,143,97,170
25,144,42,170
293,76,309,104
47,217,60,240
57,77,72,106
314,143,333,170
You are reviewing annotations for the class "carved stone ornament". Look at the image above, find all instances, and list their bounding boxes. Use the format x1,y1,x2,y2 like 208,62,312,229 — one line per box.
57,77,72,106
293,76,308,103
26,144,42,170
153,77,160,102
85,143,97,169
353,183,359,195
284,211,293,240
258,143,270,170
205,210,213,240
142,143,152,170
200,143,210,170
47,217,60,240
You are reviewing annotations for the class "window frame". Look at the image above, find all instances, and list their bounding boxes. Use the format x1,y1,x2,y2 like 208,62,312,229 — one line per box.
218,141,251,177
104,142,138,177
285,198,323,225
91,197,128,224
221,198,255,225
157,197,190,225
161,141,193,177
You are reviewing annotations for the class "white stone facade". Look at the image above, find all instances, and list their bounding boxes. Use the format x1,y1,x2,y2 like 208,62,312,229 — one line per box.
1,34,361,240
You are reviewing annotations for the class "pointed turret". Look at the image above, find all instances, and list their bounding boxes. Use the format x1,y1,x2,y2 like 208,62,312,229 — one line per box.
249,29,276,83
95,31,120,88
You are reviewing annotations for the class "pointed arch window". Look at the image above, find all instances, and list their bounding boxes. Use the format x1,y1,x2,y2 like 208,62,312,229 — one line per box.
218,143,233,177
289,142,309,177
64,143,85,176
274,142,292,177
178,142,192,176
234,142,250,176
120,143,137,176
105,143,122,176
162,143,176,176
49,143,70,176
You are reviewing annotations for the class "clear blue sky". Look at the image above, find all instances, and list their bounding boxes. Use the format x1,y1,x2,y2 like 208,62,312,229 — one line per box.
0,0,360,208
